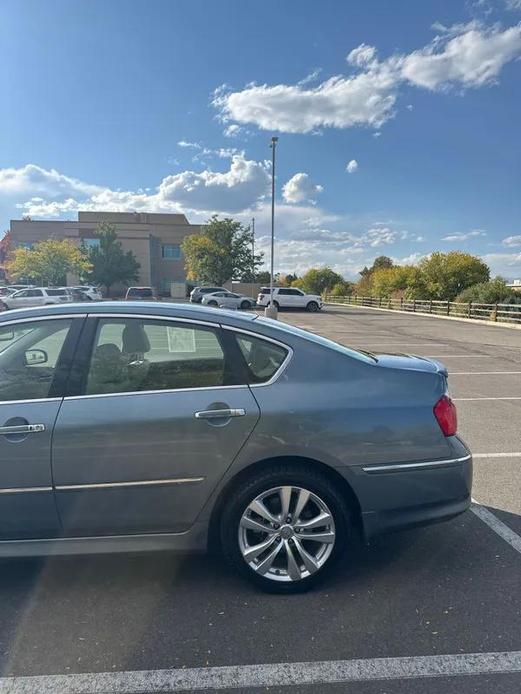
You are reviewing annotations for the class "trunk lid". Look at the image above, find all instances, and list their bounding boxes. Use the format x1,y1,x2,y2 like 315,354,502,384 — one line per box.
374,352,448,377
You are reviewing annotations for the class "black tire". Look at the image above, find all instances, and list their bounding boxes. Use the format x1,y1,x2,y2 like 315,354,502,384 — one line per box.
240,300,250,310
273,300,279,309
220,463,351,593
207,300,218,306
307,301,319,312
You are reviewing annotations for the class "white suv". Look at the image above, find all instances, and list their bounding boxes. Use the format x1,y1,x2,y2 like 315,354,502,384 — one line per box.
1,287,73,310
257,287,323,312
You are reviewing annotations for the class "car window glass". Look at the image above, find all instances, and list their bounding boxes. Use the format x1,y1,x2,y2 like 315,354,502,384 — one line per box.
258,318,377,363
235,333,288,384
85,318,228,395
46,289,66,296
0,319,73,401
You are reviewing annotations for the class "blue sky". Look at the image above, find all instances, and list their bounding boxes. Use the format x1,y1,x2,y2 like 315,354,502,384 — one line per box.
1,0,521,279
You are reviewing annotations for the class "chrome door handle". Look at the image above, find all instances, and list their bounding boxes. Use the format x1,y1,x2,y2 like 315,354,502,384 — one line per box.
194,408,246,420
0,424,45,435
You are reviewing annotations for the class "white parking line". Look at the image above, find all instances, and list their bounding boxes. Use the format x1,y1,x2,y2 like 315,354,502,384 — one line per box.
351,342,447,347
1,651,521,693
473,452,521,458
453,397,521,401
470,502,521,555
450,371,521,375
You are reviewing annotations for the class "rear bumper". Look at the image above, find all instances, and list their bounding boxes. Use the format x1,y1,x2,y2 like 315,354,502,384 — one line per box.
351,452,473,540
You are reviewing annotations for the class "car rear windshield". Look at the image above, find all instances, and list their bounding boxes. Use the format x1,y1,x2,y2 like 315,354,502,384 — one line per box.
260,287,272,293
257,318,377,364
128,288,153,297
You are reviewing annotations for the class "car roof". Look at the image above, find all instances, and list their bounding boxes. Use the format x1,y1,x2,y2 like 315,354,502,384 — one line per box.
0,301,259,327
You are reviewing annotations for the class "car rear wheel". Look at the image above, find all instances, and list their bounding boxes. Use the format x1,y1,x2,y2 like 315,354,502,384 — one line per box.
207,300,218,306
220,465,351,592
240,300,250,310
307,301,319,312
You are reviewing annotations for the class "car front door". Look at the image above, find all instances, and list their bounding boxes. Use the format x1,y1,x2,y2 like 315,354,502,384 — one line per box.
0,315,83,539
52,315,260,536
276,288,297,307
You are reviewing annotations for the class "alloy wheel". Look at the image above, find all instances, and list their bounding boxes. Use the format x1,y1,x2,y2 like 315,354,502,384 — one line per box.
238,486,336,582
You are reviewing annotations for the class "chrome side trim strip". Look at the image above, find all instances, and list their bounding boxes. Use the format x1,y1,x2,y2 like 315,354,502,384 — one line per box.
0,313,87,327
0,397,61,406
64,384,248,402
87,312,217,328
55,477,205,491
0,486,52,494
362,454,471,474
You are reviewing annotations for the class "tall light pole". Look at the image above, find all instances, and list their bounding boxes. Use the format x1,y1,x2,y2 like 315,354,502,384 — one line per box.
265,136,278,319
251,217,255,298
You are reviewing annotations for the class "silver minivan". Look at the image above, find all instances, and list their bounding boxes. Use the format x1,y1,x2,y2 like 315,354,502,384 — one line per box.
0,302,472,592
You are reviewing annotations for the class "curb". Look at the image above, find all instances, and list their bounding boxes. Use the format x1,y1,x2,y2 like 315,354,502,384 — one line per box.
325,302,521,331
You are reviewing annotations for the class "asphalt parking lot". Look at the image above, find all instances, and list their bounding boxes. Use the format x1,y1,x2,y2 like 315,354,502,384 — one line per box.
0,304,520,693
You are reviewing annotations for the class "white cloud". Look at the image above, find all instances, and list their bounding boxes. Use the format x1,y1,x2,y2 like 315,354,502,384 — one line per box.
223,124,244,138
346,159,359,173
442,229,487,241
157,155,270,212
3,156,270,218
506,0,521,9
0,164,102,198
400,22,521,90
282,173,323,204
297,68,323,87
177,140,201,149
502,234,521,246
346,44,378,68
481,252,521,277
213,22,521,134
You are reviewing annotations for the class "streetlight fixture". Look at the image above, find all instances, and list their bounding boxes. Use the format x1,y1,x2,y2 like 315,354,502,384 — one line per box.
265,136,278,319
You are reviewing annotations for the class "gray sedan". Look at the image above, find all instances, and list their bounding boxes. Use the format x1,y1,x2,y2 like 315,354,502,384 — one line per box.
201,291,256,310
0,302,471,592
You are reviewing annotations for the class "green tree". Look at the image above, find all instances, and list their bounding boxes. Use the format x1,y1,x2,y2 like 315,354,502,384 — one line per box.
359,255,393,278
371,265,427,299
255,270,273,284
329,280,354,296
293,267,345,295
418,252,490,300
455,277,516,304
86,222,140,296
182,216,263,286
7,238,91,285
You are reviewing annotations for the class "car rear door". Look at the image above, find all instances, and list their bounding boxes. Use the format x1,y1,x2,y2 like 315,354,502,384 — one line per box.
51,314,260,536
0,315,83,539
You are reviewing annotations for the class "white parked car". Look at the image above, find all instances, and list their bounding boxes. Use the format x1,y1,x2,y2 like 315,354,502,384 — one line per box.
201,291,256,310
72,285,103,301
256,287,323,312
0,287,73,310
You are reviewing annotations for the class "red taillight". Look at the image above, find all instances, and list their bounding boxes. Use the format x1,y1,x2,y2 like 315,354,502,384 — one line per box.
434,395,457,436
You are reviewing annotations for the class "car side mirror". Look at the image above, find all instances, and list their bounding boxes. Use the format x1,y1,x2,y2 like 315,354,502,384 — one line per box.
24,349,48,366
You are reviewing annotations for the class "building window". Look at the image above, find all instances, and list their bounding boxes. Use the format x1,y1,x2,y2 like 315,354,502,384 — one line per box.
82,238,100,249
161,244,181,259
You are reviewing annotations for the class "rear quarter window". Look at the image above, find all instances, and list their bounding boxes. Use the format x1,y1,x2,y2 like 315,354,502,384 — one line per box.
234,333,289,384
